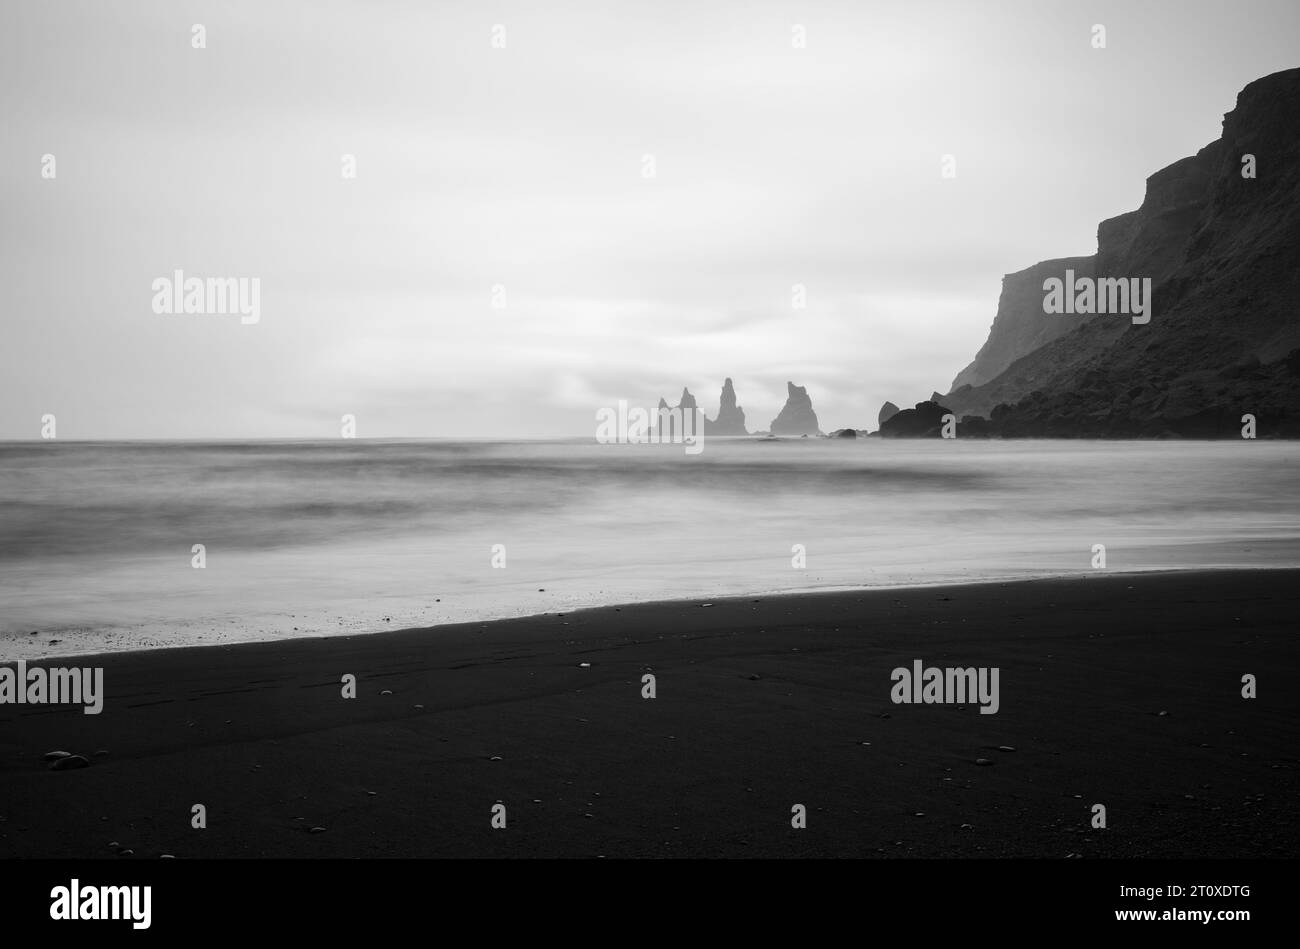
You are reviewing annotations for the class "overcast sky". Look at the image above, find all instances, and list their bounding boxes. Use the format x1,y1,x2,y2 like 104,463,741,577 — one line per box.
3,0,1298,438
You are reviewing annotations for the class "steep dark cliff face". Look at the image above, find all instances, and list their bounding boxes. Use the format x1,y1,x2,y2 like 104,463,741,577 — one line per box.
948,256,1096,394
943,68,1300,436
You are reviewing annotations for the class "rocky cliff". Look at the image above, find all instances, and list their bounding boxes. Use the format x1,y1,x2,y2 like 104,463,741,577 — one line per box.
948,256,1096,394
941,67,1300,436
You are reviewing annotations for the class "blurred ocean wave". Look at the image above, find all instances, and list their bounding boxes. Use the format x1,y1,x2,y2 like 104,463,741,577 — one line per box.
2,438,1297,657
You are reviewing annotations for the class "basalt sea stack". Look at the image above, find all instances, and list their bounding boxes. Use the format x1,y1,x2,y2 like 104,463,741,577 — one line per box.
769,382,823,437
705,378,749,435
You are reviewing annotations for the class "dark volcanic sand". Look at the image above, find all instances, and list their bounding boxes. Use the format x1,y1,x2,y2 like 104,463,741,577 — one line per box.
2,570,1296,858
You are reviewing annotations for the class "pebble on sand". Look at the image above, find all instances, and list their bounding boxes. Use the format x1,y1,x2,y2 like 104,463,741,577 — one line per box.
43,751,72,761
307,826,327,834
579,662,591,668
975,758,994,766
997,746,1016,752
48,755,91,771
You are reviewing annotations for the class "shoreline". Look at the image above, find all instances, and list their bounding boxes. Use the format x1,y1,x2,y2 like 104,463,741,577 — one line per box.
7,564,1299,665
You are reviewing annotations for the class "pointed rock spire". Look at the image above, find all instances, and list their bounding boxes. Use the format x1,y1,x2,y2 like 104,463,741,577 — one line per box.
769,382,823,436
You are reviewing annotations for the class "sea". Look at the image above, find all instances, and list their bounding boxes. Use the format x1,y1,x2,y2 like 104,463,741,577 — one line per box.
3,438,1298,658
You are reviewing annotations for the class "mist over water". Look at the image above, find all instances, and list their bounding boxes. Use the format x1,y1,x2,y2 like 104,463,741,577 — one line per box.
3,439,1298,658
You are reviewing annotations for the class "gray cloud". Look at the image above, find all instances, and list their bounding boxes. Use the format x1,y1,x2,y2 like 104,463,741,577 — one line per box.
3,0,1298,437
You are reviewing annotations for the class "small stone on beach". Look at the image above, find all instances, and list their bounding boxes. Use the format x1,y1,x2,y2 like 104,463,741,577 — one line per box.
49,755,90,771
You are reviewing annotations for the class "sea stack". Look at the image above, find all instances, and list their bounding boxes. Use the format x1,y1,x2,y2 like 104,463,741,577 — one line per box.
705,378,749,435
656,388,699,440
769,382,824,436
878,401,901,427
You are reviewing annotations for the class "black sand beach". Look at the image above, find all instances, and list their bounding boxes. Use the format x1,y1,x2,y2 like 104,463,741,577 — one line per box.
2,570,1296,859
